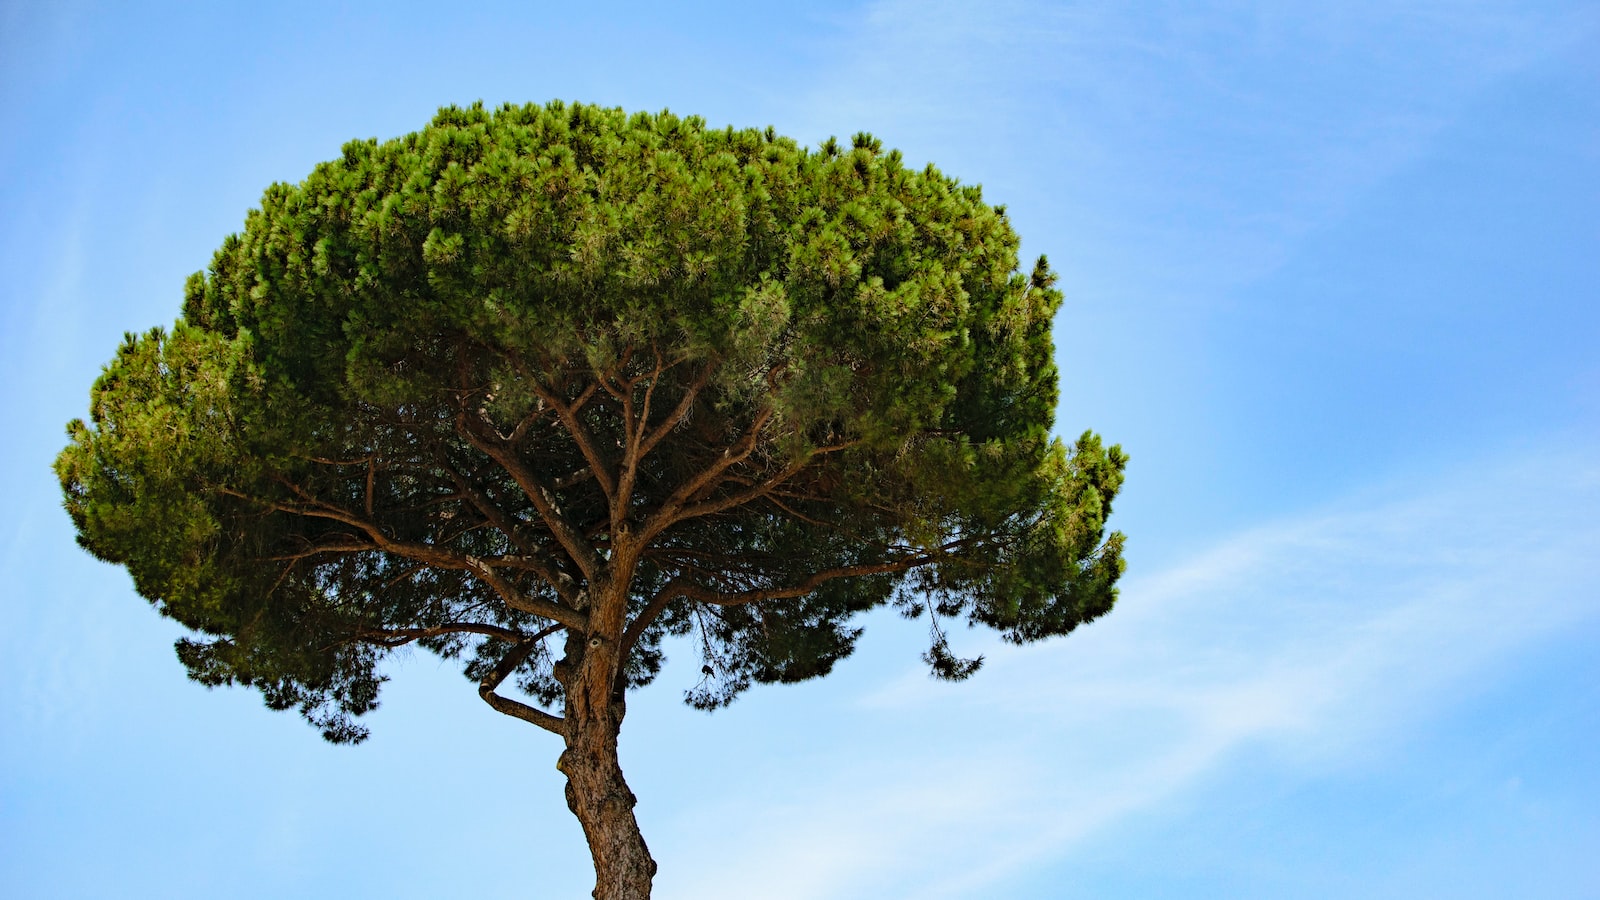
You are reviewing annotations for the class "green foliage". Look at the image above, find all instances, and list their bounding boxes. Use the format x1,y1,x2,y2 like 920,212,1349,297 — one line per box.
57,101,1126,739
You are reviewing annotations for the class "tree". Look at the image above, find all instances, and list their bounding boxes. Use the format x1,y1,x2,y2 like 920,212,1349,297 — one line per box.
56,101,1126,899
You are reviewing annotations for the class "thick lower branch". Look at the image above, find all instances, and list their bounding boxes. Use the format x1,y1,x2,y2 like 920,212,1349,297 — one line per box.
478,626,566,736
223,484,589,632
480,690,566,735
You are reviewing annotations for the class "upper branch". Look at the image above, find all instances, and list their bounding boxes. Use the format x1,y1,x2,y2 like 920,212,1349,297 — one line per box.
636,359,714,463
639,405,775,542
512,358,617,506
453,407,603,583
665,439,860,528
614,355,713,529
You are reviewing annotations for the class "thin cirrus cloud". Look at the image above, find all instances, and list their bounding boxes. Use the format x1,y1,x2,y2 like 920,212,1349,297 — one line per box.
650,438,1600,900
789,0,1585,303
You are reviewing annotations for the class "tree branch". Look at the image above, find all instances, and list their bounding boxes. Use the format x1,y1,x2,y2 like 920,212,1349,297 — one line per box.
665,439,860,528
639,405,774,541
452,407,603,583
265,539,376,561
478,625,566,736
354,621,525,648
222,483,589,632
515,360,617,506
436,451,579,605
636,356,702,460
618,556,926,660
680,559,925,605
480,690,566,734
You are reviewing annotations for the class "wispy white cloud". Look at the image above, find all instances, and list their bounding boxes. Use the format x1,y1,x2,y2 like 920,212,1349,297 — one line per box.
652,440,1600,899
788,0,1593,302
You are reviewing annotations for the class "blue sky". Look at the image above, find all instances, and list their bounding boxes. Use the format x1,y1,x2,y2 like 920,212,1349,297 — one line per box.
2,1,1596,897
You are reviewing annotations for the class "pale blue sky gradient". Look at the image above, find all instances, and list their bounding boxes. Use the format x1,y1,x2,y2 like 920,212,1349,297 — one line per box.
3,2,1597,897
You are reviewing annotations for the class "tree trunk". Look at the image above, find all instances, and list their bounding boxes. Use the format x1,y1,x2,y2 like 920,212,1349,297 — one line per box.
559,626,656,899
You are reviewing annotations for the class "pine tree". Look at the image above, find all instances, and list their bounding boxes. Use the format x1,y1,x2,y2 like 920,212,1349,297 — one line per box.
57,101,1126,899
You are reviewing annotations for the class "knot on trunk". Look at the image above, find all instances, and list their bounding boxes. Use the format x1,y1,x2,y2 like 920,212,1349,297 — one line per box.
601,788,638,814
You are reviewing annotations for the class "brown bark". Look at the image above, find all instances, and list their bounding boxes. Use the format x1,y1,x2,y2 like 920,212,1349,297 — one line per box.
557,580,657,899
